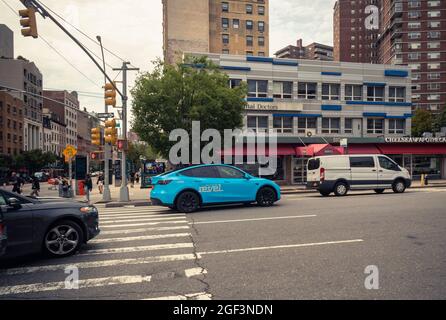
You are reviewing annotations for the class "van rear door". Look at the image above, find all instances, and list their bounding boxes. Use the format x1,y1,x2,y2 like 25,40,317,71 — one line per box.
349,156,378,189
307,158,321,185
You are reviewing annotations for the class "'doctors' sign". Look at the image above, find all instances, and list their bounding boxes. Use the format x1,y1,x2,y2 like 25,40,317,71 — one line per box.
245,102,304,112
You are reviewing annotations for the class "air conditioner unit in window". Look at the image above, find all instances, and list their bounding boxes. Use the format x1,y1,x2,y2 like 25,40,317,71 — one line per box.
305,129,317,137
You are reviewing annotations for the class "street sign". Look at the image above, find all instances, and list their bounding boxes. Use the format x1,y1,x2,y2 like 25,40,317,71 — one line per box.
63,145,77,162
340,138,348,147
97,112,114,119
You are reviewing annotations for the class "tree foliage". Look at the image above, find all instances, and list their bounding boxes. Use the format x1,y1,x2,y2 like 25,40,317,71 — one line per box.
411,109,433,137
127,142,158,166
1,150,58,173
432,107,446,133
131,57,247,159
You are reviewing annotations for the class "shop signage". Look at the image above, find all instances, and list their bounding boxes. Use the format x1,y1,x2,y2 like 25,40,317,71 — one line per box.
245,102,304,112
385,137,446,143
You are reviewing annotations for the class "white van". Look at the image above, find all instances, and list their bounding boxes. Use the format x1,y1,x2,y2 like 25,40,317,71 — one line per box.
306,154,411,197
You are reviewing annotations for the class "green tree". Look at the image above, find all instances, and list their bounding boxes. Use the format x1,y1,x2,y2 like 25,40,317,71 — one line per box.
13,150,58,174
411,109,433,137
127,142,158,166
131,57,247,159
432,107,446,133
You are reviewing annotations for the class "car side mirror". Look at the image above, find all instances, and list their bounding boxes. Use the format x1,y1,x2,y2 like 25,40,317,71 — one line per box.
7,198,21,209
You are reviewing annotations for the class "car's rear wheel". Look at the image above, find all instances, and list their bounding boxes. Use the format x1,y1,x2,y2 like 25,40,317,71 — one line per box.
176,191,200,213
256,187,276,207
334,182,348,197
43,220,83,258
392,180,406,194
374,189,385,194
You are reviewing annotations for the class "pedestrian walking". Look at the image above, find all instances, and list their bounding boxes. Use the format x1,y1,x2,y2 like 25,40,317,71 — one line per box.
11,172,23,194
135,171,140,184
30,176,40,197
85,174,93,203
97,173,104,194
130,171,135,188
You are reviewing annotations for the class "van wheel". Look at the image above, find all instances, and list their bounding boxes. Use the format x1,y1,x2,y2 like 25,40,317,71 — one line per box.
392,180,406,194
319,191,330,197
176,191,200,213
334,182,348,197
374,189,385,194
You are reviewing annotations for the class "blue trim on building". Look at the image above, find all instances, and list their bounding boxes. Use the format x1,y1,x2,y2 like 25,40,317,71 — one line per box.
321,105,342,111
321,72,342,76
221,66,251,71
246,97,274,102
346,101,412,107
385,70,409,77
363,112,387,117
273,113,322,118
364,82,387,87
272,60,299,66
404,113,413,118
386,115,407,119
246,56,274,63
182,63,206,69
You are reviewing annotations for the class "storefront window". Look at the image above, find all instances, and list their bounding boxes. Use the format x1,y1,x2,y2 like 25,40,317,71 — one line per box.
412,155,441,177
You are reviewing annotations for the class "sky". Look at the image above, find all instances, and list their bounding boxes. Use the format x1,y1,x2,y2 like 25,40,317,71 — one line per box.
0,0,337,123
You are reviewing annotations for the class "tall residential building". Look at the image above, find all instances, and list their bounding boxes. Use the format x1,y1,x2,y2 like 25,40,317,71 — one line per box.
0,56,43,151
43,90,79,148
0,24,14,59
376,0,445,113
163,0,269,64
0,92,24,156
333,0,381,63
275,39,334,61
42,108,66,157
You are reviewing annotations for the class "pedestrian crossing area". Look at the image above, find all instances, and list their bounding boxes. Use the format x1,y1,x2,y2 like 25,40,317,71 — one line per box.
0,205,211,300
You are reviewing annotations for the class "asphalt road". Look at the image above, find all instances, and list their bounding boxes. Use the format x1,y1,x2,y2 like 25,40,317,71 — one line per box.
0,187,445,300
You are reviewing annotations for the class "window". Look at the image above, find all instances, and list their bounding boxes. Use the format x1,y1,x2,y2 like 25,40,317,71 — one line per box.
217,166,245,179
408,22,420,29
298,82,317,99
322,118,340,134
389,87,406,102
246,20,253,30
229,79,242,88
222,34,229,44
246,51,254,56
367,86,385,102
428,21,441,28
222,18,229,29
428,31,441,39
247,116,269,132
428,52,440,59
408,11,421,18
322,83,340,100
222,49,229,54
248,80,268,97
258,51,265,57
233,19,239,29
428,63,440,70
408,0,420,7
408,52,420,60
408,32,421,39
222,2,229,12
345,85,363,101
297,117,317,134
427,94,440,101
181,166,219,178
258,36,265,46
428,73,440,80
428,83,440,90
273,117,293,133
378,156,400,171
428,0,440,6
350,157,375,168
427,11,441,18
388,119,405,134
273,81,292,99
258,5,265,15
344,118,353,134
409,63,421,71
246,35,253,46
258,21,265,32
367,118,384,134
428,42,440,49
246,4,253,14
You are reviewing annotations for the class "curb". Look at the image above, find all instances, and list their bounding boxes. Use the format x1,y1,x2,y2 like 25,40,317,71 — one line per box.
104,201,152,208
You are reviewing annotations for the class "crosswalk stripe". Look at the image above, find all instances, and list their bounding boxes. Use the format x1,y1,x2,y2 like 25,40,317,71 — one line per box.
191,214,317,225
99,210,171,215
100,220,188,228
100,214,184,221
98,208,165,213
0,275,152,296
100,217,186,224
82,243,194,255
91,233,192,244
144,292,212,300
184,268,207,278
0,253,197,275
101,226,190,235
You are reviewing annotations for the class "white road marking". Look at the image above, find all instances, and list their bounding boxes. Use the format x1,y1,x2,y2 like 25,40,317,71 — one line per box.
100,214,184,221
198,239,364,256
99,209,171,215
144,292,212,300
0,275,152,296
184,267,207,278
0,254,197,275
100,220,189,229
82,243,194,256
100,217,186,224
101,226,190,235
191,214,317,225
91,233,192,244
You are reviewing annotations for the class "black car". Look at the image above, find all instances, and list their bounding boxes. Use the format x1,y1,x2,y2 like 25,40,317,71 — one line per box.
0,189,100,259
0,208,6,256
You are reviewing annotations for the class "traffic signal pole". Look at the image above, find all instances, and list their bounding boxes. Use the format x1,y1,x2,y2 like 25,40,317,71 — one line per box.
113,62,139,202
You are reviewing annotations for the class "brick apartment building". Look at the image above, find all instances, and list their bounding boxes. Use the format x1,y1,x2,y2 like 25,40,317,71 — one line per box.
163,0,269,63
275,39,334,61
0,92,24,156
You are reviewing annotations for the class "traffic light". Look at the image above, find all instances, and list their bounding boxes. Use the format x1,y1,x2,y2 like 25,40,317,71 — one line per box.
19,5,38,38
104,119,117,145
104,83,117,108
91,127,102,146
117,139,128,151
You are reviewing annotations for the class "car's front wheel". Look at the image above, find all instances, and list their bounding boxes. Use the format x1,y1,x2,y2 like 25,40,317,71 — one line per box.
176,191,200,213
256,187,276,207
43,220,83,258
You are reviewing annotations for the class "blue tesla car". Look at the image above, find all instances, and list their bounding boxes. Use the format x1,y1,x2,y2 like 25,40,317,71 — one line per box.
150,164,281,213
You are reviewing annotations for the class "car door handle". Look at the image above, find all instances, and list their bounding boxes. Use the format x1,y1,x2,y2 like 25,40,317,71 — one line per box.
379,170,383,173
372,169,377,172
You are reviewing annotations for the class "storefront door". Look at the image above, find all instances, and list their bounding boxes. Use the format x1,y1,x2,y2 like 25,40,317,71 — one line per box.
292,157,307,185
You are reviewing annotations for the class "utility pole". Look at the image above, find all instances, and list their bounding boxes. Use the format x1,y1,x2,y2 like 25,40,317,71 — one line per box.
113,62,139,202
97,35,111,202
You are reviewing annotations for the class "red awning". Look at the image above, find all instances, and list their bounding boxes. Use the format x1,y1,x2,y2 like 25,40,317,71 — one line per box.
220,145,296,156
295,144,344,157
376,144,446,155
347,145,382,154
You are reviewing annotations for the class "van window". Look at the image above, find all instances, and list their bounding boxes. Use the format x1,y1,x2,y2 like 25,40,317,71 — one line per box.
378,156,401,171
350,157,375,168
308,159,320,171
